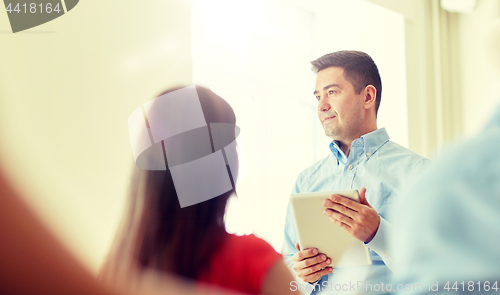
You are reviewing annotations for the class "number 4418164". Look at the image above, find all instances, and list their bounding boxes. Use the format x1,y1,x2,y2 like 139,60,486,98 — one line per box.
6,3,62,14
444,281,498,292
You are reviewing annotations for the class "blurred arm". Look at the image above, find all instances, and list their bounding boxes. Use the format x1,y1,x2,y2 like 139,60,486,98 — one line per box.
0,168,121,295
262,259,297,295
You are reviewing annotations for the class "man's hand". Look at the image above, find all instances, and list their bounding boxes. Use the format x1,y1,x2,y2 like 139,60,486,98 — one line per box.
322,188,380,243
291,243,333,283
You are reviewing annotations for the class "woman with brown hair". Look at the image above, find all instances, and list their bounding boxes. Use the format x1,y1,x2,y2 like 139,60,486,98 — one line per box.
100,86,295,295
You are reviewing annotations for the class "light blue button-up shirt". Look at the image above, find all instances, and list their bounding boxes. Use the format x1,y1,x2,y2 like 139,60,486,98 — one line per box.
392,104,500,294
283,128,430,295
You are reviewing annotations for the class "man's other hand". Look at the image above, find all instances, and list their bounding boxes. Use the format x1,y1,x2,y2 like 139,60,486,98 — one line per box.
322,188,380,243
291,243,333,283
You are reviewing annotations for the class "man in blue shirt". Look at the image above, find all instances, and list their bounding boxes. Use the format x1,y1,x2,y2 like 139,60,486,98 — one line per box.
282,51,429,294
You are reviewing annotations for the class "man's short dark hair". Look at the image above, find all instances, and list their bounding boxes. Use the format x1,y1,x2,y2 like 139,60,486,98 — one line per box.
311,50,382,115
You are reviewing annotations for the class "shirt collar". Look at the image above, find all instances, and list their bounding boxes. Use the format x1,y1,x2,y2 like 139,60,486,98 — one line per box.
361,128,390,156
329,141,346,164
328,128,390,162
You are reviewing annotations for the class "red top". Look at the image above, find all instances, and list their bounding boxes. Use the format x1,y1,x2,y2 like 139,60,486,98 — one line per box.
197,234,283,294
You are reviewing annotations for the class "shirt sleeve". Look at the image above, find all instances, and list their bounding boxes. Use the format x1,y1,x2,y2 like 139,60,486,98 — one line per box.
365,216,394,271
243,235,283,294
408,158,432,189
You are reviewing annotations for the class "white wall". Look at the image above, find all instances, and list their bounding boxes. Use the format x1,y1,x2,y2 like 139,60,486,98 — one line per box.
312,0,408,148
0,0,192,272
192,0,409,251
457,0,500,136
192,0,319,250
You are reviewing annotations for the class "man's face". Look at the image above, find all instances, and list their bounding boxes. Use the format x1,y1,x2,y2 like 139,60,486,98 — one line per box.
314,66,365,141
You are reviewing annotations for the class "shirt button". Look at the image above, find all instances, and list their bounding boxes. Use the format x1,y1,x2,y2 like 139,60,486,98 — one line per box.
366,152,370,157
348,165,353,170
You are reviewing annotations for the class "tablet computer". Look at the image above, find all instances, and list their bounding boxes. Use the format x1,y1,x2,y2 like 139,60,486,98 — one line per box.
290,190,372,268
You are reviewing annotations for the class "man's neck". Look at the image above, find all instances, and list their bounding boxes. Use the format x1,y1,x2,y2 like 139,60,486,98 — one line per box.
336,141,352,157
336,127,378,157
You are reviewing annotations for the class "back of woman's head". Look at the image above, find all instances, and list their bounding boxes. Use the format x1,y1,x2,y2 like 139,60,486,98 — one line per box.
126,86,238,279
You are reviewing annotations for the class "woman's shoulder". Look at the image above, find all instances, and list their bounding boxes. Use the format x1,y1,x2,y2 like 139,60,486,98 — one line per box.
199,233,282,294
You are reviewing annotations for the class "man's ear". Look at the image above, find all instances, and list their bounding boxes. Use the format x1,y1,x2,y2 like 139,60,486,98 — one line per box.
363,85,377,110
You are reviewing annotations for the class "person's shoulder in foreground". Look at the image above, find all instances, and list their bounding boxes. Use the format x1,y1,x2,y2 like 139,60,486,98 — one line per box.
392,104,500,294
